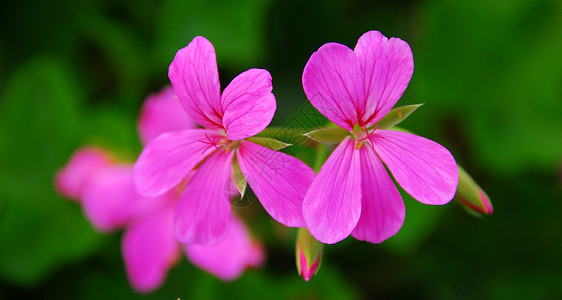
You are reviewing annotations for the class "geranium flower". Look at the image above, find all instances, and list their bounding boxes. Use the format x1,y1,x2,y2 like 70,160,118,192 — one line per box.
133,36,315,246
56,86,265,292
301,31,459,244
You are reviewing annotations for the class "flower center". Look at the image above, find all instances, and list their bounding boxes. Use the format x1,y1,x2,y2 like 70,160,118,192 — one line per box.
199,132,240,154
353,124,378,141
352,124,378,150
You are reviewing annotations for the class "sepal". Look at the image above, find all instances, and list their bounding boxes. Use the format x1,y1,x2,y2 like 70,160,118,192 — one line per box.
371,104,423,129
303,127,349,144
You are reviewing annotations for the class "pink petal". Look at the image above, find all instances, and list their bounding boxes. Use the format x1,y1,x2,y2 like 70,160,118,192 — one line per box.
185,214,264,281
168,36,223,129
82,165,163,232
174,149,234,246
137,85,196,145
55,146,112,201
220,69,276,140
351,143,405,243
302,43,365,131
133,129,220,197
303,137,362,244
371,129,458,205
122,204,180,293
236,141,315,227
354,31,414,127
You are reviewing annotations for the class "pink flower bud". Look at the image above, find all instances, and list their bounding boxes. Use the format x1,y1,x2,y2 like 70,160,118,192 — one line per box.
456,166,493,216
295,228,323,282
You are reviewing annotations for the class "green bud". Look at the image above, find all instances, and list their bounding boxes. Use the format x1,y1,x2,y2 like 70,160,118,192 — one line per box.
456,165,493,216
295,228,323,282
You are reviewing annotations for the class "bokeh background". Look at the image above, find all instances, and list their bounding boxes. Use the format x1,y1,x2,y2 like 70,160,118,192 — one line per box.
1,0,561,299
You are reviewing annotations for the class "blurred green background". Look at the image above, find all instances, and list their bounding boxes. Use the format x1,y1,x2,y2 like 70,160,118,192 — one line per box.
1,0,561,299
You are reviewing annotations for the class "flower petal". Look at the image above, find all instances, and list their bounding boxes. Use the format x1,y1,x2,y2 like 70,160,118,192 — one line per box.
168,36,223,128
82,165,162,232
137,85,196,145
303,137,362,244
133,129,219,197
354,31,414,127
351,143,405,243
122,204,180,293
371,129,458,205
55,146,112,201
220,69,276,140
237,141,315,227
185,214,264,281
302,43,365,131
174,149,234,246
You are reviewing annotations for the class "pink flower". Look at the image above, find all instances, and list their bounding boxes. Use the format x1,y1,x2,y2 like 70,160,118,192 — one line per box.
54,146,113,201
56,87,265,293
133,36,315,246
184,214,265,281
301,31,459,244
138,85,196,145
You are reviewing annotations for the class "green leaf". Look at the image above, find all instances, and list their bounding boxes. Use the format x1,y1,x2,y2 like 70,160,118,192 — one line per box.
246,137,292,150
372,104,423,130
303,127,349,144
0,56,102,285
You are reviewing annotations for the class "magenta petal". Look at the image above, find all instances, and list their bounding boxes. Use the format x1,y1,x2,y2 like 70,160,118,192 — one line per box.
237,141,315,227
371,129,459,205
82,165,161,232
185,214,264,281
354,31,414,126
173,149,234,246
303,137,362,244
137,86,196,145
168,36,223,128
302,43,365,131
351,143,405,243
133,129,219,197
221,69,276,140
55,146,112,201
122,204,180,293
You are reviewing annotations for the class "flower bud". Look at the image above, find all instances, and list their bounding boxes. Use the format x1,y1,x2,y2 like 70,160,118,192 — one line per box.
456,165,493,216
295,228,323,282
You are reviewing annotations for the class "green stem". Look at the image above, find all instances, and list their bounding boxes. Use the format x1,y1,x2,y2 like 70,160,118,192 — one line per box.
313,143,328,173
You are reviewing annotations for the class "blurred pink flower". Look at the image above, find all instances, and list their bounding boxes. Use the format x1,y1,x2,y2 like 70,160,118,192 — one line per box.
133,36,315,246
138,85,196,145
302,30,459,244
55,86,265,293
54,146,112,201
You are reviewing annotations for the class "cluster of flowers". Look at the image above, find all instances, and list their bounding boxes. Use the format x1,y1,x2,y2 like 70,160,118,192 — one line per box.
56,30,492,292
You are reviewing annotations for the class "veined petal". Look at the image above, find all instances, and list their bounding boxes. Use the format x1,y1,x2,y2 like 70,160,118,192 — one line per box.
351,143,405,243
122,204,180,293
185,214,264,281
354,31,414,127
168,36,223,128
55,146,112,201
221,69,276,140
303,137,362,244
302,43,365,131
133,129,219,197
137,85,196,145
371,129,458,205
174,149,234,246
82,165,162,232
237,141,315,227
